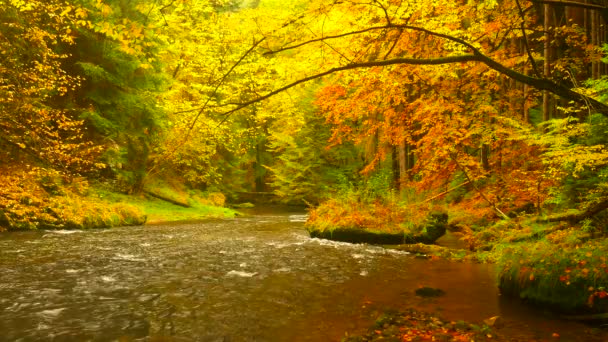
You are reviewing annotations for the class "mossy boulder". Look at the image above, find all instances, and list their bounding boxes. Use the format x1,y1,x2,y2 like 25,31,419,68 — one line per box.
307,211,448,245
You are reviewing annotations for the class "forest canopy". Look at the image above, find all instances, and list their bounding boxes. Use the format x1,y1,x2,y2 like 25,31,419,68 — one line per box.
1,0,608,229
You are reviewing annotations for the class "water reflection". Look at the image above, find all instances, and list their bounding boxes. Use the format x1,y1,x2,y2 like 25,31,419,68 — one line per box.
0,212,604,341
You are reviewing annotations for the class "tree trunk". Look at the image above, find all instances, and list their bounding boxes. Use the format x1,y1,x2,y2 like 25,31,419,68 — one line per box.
481,144,491,171
398,143,407,189
543,3,553,123
392,145,400,190
521,38,530,122
255,140,265,192
406,142,415,180
592,6,600,79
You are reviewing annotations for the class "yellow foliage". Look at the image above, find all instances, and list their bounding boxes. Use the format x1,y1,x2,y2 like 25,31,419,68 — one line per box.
0,168,145,230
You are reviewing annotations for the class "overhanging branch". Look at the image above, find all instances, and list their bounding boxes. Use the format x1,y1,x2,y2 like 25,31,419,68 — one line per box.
219,52,608,120
218,55,479,119
216,22,608,121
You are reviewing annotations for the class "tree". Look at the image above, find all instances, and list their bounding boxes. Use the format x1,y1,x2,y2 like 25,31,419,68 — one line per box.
0,0,104,175
60,0,173,192
199,0,605,119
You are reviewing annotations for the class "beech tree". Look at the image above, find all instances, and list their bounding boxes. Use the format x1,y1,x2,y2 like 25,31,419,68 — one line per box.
187,0,608,215
0,0,104,174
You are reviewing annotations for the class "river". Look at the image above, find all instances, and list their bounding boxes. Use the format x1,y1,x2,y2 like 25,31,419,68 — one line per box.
0,209,605,341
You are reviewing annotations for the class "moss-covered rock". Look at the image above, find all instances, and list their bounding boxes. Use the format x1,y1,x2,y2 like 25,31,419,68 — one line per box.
309,227,409,244
421,211,449,243
307,211,448,245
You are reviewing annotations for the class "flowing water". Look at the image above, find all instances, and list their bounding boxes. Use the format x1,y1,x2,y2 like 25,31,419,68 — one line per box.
0,208,605,341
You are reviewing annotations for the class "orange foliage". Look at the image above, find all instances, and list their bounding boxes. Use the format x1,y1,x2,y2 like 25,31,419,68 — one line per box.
307,195,433,233
308,0,596,219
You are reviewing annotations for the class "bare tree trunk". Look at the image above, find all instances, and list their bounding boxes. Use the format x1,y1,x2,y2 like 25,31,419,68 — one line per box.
520,37,530,122
598,16,608,77
406,143,415,180
481,144,491,171
584,1,591,77
602,14,606,76
398,143,407,190
523,83,529,122
592,5,600,79
543,3,553,122
392,145,400,190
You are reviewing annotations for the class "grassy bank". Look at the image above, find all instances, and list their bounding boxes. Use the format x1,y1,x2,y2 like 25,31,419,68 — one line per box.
0,168,237,231
95,189,238,224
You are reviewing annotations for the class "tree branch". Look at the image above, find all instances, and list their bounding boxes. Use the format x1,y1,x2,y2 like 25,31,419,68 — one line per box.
220,22,608,122
516,0,542,77
448,153,510,220
538,199,608,223
188,37,266,133
422,181,471,203
218,54,479,121
471,49,608,114
263,25,390,56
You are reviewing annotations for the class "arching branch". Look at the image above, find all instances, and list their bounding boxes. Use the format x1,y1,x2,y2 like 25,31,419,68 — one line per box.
218,55,479,121
226,24,608,119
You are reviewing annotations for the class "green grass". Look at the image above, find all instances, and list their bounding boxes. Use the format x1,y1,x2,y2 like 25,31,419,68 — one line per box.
137,196,237,223
95,188,238,224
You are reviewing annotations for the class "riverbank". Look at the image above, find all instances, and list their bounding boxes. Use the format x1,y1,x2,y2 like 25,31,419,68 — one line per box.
0,169,238,231
94,188,238,225
305,192,608,319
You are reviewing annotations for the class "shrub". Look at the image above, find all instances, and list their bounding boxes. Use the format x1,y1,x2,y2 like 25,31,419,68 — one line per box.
0,168,146,230
498,239,608,314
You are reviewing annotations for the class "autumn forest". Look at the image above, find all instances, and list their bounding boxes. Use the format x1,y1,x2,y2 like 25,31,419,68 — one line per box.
2,0,608,337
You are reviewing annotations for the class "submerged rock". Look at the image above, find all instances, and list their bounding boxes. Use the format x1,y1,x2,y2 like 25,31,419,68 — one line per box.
415,286,446,298
483,316,504,328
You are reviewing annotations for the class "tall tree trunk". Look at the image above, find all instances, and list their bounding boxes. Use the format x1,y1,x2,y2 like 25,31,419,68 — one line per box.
523,82,529,122
543,3,553,122
398,143,407,190
391,145,400,190
521,37,530,122
584,1,591,77
597,13,607,78
406,143,415,180
592,5,599,79
481,144,491,171
255,141,265,192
